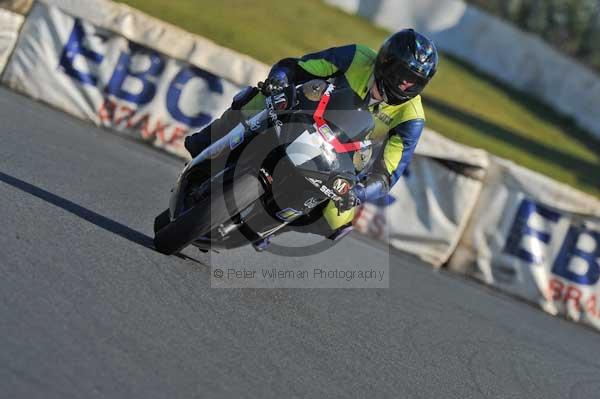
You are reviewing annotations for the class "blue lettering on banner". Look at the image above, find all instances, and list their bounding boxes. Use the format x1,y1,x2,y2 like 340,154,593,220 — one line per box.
59,19,104,85
504,199,561,264
58,18,227,130
552,226,600,286
106,43,166,105
166,66,223,127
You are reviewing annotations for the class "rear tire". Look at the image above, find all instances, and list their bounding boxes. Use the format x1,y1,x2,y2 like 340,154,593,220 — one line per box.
153,174,263,255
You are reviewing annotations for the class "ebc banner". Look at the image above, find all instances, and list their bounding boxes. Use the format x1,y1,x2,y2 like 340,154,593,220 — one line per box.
2,2,241,157
455,159,600,330
501,198,600,326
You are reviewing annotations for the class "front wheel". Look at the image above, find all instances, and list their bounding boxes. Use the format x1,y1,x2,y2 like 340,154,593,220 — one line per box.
153,174,264,255
153,209,171,234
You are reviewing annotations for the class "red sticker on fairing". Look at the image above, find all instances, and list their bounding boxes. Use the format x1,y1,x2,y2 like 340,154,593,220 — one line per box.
332,178,350,195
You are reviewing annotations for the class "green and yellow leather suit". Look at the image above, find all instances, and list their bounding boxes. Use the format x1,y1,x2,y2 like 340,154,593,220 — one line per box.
264,44,426,230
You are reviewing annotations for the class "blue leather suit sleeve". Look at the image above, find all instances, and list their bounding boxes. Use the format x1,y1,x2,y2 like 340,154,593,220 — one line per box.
356,119,425,203
268,45,356,84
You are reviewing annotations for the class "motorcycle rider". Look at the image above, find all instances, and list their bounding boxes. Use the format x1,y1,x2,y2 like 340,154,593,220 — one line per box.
184,29,438,250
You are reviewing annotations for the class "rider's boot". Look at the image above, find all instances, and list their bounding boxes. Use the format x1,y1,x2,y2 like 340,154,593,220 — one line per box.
250,219,353,252
252,235,273,252
327,224,354,241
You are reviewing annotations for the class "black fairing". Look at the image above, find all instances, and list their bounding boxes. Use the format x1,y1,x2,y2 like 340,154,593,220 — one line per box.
172,79,375,250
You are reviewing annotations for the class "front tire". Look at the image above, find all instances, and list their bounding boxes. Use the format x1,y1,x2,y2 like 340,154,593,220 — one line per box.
153,209,171,234
153,174,263,255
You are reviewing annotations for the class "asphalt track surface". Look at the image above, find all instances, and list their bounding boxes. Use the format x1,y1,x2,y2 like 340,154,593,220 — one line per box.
1,86,599,398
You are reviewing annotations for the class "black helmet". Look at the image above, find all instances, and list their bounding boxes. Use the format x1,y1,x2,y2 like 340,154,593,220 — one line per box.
374,29,438,105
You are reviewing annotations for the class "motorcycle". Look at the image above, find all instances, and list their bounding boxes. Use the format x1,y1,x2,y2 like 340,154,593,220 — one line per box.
153,79,375,255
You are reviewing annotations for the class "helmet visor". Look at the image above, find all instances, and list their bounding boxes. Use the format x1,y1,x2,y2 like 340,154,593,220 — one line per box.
379,63,428,105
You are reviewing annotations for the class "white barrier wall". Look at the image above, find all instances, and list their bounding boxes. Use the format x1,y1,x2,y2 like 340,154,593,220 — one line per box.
449,157,600,330
0,8,24,75
1,1,268,157
324,0,600,140
355,130,488,266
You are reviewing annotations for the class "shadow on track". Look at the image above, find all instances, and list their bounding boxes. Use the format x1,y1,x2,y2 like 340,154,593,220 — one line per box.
0,171,203,263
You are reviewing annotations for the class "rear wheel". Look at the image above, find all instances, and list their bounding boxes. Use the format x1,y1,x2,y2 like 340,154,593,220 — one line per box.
153,174,263,255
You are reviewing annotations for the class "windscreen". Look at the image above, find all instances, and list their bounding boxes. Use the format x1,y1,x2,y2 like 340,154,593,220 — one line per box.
321,87,374,142
282,82,373,174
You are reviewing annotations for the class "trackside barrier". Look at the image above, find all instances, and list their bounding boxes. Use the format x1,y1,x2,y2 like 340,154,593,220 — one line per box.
0,0,33,14
2,0,600,331
448,157,600,330
1,0,269,157
324,0,600,140
355,129,488,267
0,8,24,76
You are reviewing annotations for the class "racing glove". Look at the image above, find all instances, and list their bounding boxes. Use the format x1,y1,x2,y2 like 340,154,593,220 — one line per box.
336,183,364,213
